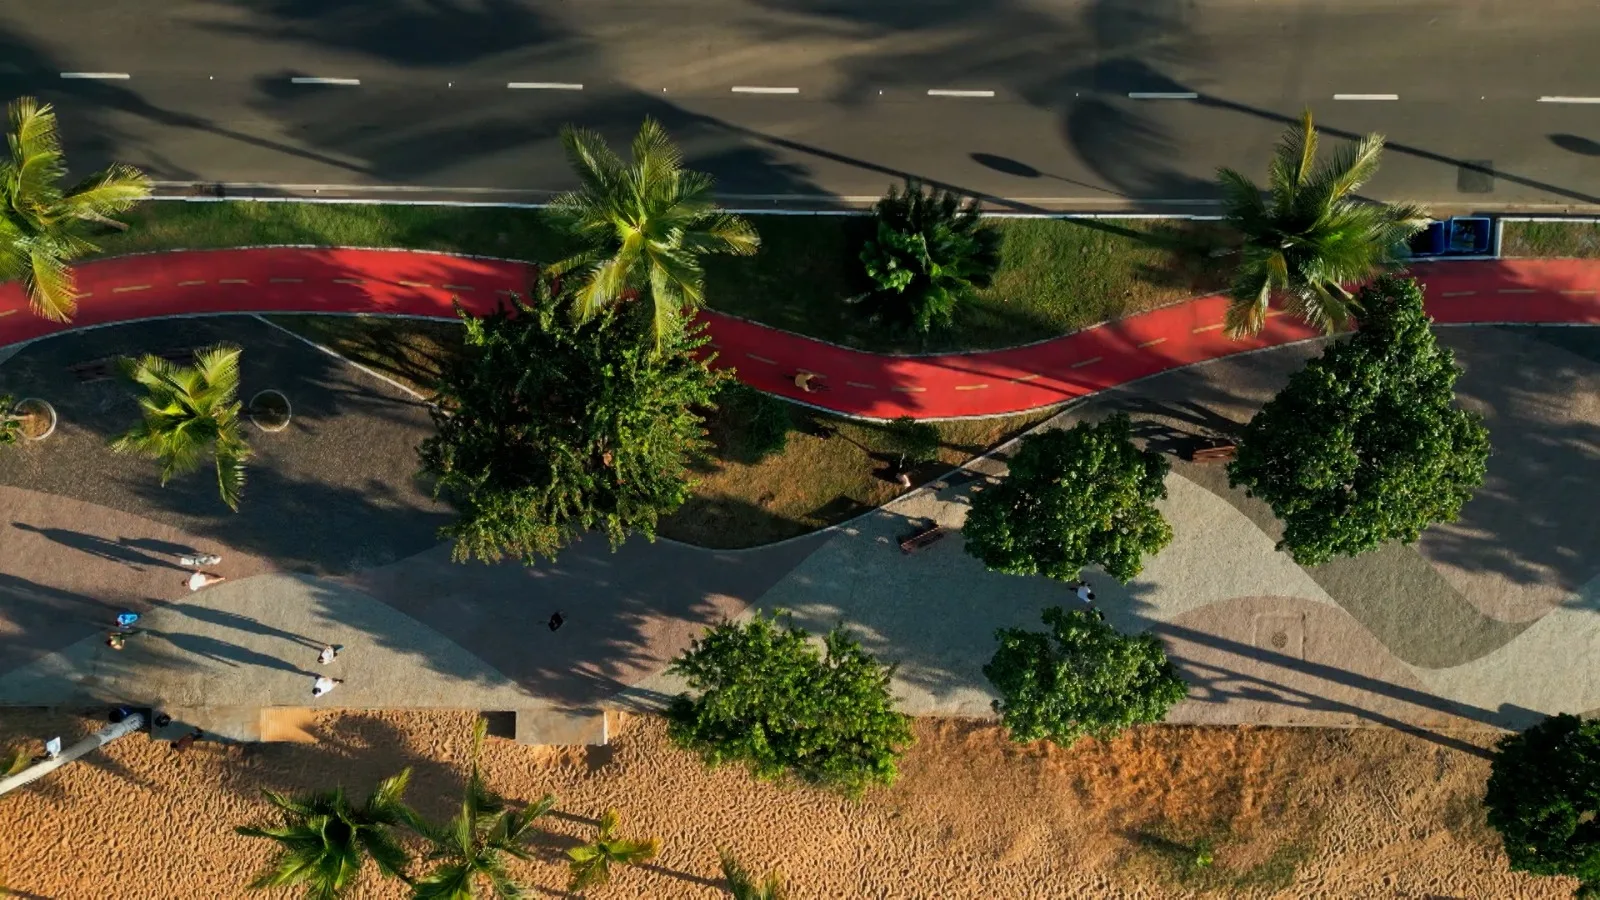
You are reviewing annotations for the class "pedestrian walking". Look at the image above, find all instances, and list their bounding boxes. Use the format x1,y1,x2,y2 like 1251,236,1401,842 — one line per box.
180,552,222,567
186,571,226,592
317,645,340,665
793,371,815,392
312,676,343,698
171,728,203,753
106,632,127,651
115,612,140,631
1073,580,1095,603
547,611,565,632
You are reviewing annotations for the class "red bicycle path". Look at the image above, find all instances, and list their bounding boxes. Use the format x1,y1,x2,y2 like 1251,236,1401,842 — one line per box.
2,248,1598,419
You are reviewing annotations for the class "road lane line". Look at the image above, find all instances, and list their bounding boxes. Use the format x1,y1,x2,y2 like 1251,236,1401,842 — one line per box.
1333,93,1399,101
1266,309,1286,317
1192,323,1225,333
1441,290,1477,297
928,89,995,98
507,82,583,90
269,278,303,284
1539,96,1600,104
1128,92,1198,100
398,281,434,288
890,386,928,393
954,383,990,390
1136,338,1167,348
443,284,476,291
333,278,366,285
1010,373,1041,382
177,280,207,287
291,77,361,86
745,353,777,365
1561,289,1598,295
111,284,151,293
0,310,15,318
1071,357,1102,368
60,72,130,80
732,86,800,94
846,381,876,390
1498,288,1536,294
219,279,250,285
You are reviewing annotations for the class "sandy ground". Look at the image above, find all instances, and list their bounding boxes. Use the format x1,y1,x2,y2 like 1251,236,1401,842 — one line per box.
0,711,1572,899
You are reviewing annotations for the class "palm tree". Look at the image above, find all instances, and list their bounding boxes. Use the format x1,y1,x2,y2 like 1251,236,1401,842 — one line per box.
549,117,760,346
0,96,152,322
236,769,414,900
110,344,251,511
566,808,661,893
854,180,1002,333
410,718,555,899
718,849,787,900
1215,108,1429,338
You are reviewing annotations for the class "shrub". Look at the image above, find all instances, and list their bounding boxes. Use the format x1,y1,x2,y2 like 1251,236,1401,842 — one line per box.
853,180,1001,333
1485,713,1600,895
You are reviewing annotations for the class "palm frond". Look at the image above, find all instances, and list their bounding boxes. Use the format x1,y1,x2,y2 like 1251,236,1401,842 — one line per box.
24,244,77,322
61,163,153,221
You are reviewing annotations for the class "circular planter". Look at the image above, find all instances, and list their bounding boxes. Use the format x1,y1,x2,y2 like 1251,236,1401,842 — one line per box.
248,389,292,433
13,398,56,441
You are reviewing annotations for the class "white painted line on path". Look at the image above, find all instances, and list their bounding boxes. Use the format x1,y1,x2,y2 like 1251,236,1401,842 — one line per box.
1333,93,1399,100
290,77,361,86
1538,96,1600,104
732,86,800,94
927,89,995,98
507,82,583,90
1128,92,1198,100
60,72,130,80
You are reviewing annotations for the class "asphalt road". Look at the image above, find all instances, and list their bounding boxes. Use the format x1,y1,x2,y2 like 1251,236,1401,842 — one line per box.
2,0,1599,210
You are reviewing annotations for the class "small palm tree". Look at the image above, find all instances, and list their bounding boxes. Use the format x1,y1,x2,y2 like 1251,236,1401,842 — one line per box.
110,344,251,511
549,117,760,346
718,849,787,900
236,769,414,900
410,718,554,900
0,96,152,322
566,808,661,893
1215,108,1429,338
854,180,1002,334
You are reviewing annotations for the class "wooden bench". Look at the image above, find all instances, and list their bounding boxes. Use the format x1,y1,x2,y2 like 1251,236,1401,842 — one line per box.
69,347,201,383
1189,440,1238,463
899,522,945,554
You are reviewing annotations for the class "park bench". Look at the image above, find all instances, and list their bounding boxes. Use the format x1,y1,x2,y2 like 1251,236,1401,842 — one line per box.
899,522,945,554
69,347,202,382
1189,439,1238,463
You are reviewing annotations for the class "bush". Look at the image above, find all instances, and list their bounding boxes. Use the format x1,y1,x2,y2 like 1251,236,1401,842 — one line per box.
1485,713,1600,895
1228,275,1490,566
984,605,1187,747
853,180,1001,333
964,413,1172,583
711,383,791,464
0,394,18,446
667,612,914,796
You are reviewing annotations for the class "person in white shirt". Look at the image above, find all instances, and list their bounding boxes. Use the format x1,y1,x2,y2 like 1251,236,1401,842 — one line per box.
312,676,343,697
186,571,226,592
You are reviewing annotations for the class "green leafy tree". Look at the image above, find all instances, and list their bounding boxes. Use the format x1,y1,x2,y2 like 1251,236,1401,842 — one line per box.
410,719,555,900
236,770,414,900
0,394,20,446
854,180,1002,333
718,849,788,900
963,413,1172,583
881,415,940,471
667,612,914,796
984,606,1187,747
1,96,152,322
1216,108,1429,337
418,279,726,565
711,382,790,464
111,344,252,511
1227,275,1490,566
1485,714,1600,897
565,808,661,893
550,117,760,346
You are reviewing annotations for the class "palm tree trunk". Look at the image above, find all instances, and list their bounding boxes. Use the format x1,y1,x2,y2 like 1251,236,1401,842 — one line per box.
0,713,144,797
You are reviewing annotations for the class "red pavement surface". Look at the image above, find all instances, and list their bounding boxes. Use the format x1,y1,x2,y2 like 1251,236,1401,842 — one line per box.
2,248,1598,419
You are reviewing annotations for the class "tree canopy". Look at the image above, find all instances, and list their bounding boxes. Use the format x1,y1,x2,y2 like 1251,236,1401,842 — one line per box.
549,117,759,347
667,612,914,796
853,180,1002,333
983,606,1187,747
0,96,152,322
1216,108,1428,337
963,413,1173,583
1228,275,1490,566
111,344,252,511
417,279,726,565
1485,714,1600,896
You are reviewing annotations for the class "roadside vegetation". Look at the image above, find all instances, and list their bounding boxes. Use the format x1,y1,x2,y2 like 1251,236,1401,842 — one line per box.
1501,219,1600,257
